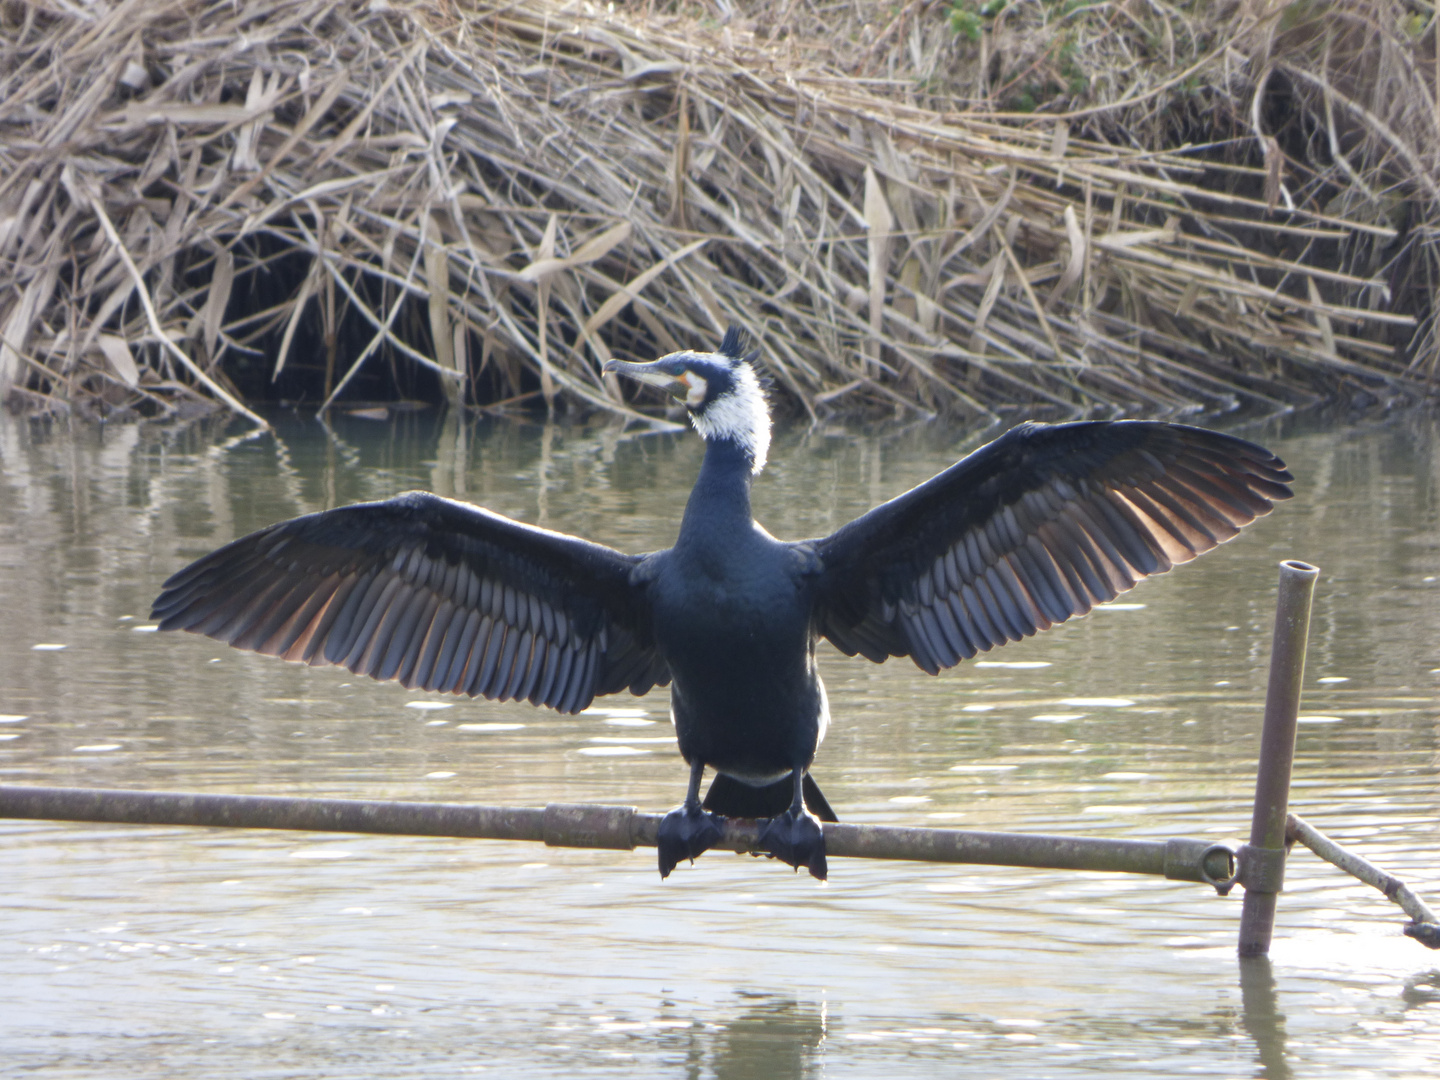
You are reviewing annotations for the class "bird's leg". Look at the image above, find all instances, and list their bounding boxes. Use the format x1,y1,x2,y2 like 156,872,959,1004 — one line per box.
758,769,828,881
656,758,724,879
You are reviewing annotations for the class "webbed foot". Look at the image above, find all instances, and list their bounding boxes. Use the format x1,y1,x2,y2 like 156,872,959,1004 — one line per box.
657,804,723,879
759,807,828,881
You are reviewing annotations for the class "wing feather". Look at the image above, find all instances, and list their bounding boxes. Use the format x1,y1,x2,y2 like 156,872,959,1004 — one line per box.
454,614,491,694
407,598,454,690
152,491,669,714
810,420,1292,673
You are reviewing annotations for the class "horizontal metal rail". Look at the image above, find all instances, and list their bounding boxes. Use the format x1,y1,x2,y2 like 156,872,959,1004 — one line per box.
0,783,1238,884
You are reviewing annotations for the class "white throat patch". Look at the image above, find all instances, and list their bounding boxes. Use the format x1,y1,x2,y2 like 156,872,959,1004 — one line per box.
689,360,771,473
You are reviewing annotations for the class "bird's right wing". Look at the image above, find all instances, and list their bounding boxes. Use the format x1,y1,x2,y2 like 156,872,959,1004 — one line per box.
807,421,1293,674
151,491,670,714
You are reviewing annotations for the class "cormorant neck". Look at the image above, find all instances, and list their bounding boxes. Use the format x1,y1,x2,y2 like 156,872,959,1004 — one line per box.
686,365,770,474
679,435,756,539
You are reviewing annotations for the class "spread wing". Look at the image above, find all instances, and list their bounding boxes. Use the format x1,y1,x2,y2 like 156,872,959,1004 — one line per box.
809,421,1293,674
151,491,669,713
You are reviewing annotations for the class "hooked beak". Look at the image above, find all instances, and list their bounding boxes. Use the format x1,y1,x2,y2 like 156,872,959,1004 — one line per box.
604,358,692,403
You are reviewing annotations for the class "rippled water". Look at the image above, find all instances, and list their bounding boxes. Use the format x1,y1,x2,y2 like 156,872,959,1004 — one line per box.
2,407,1438,1078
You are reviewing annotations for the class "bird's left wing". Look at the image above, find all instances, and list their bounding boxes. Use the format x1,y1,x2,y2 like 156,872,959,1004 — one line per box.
151,491,669,713
807,421,1293,674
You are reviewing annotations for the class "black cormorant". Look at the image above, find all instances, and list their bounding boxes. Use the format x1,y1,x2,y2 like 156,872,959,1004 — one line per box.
152,326,1293,881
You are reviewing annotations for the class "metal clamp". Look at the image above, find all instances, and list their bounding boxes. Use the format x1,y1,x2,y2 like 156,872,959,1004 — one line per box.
1198,842,1240,895
1238,843,1288,893
1403,923,1440,950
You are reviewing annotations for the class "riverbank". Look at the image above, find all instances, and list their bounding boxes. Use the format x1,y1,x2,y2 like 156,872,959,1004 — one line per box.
1,0,1434,423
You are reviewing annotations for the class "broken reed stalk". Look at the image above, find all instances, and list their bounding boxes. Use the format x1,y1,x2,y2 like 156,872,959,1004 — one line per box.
0,0,1434,424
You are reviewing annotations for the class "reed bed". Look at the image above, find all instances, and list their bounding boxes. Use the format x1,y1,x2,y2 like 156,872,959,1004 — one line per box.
0,0,1435,426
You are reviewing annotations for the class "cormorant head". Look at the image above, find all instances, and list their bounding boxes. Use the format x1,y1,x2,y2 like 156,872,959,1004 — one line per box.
604,326,771,473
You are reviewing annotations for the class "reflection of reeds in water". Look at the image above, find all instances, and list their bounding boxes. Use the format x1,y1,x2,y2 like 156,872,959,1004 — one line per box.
0,0,1433,426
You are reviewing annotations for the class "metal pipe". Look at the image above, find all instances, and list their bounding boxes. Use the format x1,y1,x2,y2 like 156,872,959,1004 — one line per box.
1287,812,1440,948
0,783,1237,883
0,784,548,842
1238,559,1320,957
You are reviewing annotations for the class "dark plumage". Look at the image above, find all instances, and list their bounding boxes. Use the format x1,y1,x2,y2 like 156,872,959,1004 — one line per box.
152,326,1293,880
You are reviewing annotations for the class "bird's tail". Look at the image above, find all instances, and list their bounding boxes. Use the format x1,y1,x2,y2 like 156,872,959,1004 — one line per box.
702,772,838,822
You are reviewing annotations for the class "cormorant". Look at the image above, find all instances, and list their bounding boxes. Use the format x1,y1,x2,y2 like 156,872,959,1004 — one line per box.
151,326,1293,881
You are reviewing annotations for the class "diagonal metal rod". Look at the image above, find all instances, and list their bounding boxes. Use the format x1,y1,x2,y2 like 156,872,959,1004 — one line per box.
1287,812,1440,949
0,783,1239,883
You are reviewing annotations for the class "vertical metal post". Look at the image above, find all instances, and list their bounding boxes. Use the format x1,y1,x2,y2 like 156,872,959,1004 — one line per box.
1238,560,1320,957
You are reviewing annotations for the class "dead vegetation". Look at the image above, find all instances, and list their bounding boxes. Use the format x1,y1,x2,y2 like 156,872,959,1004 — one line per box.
0,0,1436,428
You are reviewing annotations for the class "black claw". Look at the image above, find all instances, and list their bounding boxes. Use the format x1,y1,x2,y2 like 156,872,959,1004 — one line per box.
657,804,723,878
759,808,828,881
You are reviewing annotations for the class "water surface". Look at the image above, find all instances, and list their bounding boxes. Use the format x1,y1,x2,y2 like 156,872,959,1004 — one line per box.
2,408,1438,1078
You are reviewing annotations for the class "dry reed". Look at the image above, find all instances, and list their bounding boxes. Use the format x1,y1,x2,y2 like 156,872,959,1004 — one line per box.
0,0,1435,426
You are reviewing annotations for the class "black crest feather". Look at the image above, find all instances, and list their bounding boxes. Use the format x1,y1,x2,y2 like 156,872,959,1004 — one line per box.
717,324,771,389
718,324,749,359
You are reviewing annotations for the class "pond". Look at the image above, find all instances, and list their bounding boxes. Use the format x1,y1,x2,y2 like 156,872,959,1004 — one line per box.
1,405,1438,1078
